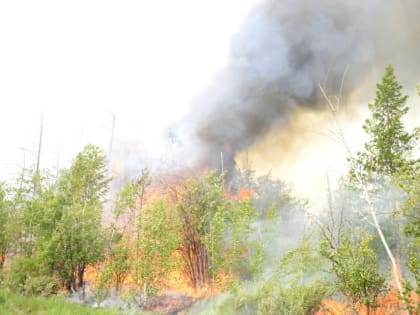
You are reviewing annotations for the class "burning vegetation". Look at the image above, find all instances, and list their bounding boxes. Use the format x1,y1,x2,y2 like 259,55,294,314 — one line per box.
2,64,420,315
1,1,420,315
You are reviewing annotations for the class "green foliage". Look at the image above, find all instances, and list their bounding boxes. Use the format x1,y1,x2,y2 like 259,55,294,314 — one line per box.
91,285,109,307
237,279,331,315
189,280,331,315
6,166,45,256
178,171,225,236
0,288,123,315
353,65,414,178
1,167,68,294
48,144,110,292
0,183,10,269
114,169,150,221
114,181,138,219
345,64,418,305
279,232,328,278
190,234,332,315
101,170,151,292
132,198,180,292
177,171,260,288
177,172,226,288
407,237,420,293
208,198,259,280
394,143,420,290
100,230,130,291
233,168,299,219
58,144,110,208
5,255,56,296
320,229,387,308
0,161,75,296
233,168,306,265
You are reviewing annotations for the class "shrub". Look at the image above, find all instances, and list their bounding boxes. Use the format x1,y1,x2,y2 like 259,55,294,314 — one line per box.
5,255,57,296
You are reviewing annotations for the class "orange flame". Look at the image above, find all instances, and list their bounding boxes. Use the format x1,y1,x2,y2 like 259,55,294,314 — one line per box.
315,290,418,315
237,187,254,200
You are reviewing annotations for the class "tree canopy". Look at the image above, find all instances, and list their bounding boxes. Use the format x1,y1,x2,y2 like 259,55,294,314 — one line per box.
354,65,413,178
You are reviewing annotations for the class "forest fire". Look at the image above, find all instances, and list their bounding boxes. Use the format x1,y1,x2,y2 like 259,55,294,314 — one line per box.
1,1,420,315
164,269,232,299
76,171,250,313
237,187,253,200
315,262,419,315
316,290,419,315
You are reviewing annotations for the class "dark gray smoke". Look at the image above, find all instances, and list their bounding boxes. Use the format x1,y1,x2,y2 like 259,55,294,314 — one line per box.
187,0,420,170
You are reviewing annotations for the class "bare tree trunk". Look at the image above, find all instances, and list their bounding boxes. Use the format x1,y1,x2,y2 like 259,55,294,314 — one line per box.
77,263,85,290
143,282,148,308
71,272,77,293
34,112,43,194
65,278,72,292
181,237,209,289
0,254,5,269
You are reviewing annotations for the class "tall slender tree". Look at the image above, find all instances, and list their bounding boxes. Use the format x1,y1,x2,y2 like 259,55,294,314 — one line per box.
319,66,410,297
0,183,10,269
52,144,110,293
354,65,414,177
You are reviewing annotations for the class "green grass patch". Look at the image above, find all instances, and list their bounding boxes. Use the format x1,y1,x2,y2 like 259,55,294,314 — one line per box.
0,289,123,315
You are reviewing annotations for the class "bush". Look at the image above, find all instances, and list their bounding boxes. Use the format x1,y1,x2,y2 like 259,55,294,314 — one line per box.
236,279,331,315
5,255,57,296
320,229,387,310
189,278,331,315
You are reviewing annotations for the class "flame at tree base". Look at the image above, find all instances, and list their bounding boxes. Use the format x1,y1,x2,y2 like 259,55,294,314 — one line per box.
315,290,419,315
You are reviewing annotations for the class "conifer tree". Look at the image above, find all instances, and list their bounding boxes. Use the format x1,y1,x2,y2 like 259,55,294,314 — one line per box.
355,65,413,177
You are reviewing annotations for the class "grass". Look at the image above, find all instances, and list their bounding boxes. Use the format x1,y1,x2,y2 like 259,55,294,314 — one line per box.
0,288,124,315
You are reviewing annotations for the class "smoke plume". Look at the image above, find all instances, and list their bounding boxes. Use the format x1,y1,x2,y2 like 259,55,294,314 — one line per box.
184,0,420,171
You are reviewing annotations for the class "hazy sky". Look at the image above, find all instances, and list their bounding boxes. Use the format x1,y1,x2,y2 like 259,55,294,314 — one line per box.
0,0,259,178
2,1,419,210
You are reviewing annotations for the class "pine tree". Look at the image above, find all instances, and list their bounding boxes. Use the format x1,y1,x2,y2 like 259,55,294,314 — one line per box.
356,65,413,177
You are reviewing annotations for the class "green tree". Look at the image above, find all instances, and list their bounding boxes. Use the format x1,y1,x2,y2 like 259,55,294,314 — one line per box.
4,168,63,295
50,144,110,293
397,152,420,299
205,198,259,282
97,177,142,293
354,65,414,178
190,233,331,315
132,198,179,304
233,168,307,271
339,65,416,297
7,167,40,256
387,80,420,303
316,185,388,314
177,171,259,289
0,183,10,270
5,253,57,296
176,172,226,289
320,229,386,314
99,229,130,293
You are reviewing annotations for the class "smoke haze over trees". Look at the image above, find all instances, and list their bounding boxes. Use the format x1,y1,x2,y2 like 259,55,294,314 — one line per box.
1,1,420,314
180,0,420,170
